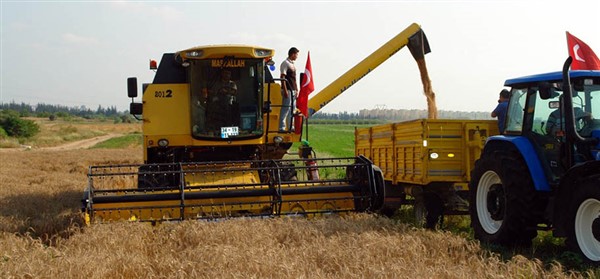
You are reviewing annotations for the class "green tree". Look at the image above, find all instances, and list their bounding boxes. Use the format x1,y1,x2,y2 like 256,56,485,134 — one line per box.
0,126,8,139
0,110,40,138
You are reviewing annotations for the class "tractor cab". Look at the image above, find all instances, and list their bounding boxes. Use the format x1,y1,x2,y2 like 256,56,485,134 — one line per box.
503,71,600,183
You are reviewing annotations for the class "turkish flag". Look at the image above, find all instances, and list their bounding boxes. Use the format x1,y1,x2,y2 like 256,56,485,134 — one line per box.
296,52,314,117
566,32,600,70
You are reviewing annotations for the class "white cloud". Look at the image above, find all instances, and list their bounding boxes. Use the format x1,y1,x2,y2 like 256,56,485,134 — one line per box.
62,33,99,45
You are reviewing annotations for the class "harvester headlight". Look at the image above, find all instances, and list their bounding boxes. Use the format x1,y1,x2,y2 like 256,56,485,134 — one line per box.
158,139,169,147
429,152,439,159
423,140,428,147
186,50,203,58
273,136,283,144
254,49,272,57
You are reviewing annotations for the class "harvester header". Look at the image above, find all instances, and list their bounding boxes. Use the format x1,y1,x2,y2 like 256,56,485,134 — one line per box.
84,156,384,223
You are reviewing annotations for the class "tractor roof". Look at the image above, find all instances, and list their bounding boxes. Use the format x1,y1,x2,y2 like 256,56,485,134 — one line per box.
504,70,600,87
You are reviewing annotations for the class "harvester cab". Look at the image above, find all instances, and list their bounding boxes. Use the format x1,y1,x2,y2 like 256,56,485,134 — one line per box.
469,57,600,263
127,46,298,162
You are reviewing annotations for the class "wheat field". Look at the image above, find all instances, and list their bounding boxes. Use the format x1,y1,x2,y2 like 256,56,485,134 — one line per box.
0,147,594,278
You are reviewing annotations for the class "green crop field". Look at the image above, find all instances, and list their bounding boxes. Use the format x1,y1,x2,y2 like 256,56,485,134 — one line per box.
91,133,142,149
293,124,371,158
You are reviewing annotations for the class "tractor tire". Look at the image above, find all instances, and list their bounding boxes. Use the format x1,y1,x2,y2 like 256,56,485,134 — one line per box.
566,178,600,264
469,149,538,246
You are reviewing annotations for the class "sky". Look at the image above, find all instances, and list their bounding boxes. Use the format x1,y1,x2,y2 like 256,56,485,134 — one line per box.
1,0,599,114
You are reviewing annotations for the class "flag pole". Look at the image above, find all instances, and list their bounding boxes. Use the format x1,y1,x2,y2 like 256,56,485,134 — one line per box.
305,115,309,142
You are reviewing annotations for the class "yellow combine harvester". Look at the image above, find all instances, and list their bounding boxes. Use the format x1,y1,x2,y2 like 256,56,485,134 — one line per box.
82,23,431,224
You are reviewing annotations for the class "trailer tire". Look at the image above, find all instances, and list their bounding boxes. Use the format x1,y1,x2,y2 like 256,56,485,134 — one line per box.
566,178,600,263
414,193,443,229
469,149,538,246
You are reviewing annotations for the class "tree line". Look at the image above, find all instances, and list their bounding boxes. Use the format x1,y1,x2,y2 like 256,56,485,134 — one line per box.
0,102,122,118
312,108,491,122
0,102,135,140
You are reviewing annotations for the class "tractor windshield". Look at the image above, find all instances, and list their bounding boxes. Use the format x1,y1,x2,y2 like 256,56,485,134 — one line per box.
189,58,264,139
573,83,600,136
528,81,600,137
520,79,599,178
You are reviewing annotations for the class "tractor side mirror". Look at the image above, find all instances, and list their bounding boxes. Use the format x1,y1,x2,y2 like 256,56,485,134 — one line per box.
128,77,138,98
539,82,562,100
539,82,555,100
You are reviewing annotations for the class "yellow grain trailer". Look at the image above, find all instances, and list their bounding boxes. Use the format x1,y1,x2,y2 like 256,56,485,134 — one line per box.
355,119,498,227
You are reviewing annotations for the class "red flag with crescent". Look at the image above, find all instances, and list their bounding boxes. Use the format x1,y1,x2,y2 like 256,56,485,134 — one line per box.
566,32,600,70
297,52,314,117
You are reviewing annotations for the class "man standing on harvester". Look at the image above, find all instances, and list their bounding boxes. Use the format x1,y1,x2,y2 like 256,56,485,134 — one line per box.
279,47,299,132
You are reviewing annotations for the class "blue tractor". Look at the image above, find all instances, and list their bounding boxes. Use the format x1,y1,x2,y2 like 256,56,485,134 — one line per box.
469,57,600,263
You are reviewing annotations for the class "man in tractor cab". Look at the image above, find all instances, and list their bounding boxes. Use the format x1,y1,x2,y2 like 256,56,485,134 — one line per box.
545,101,592,136
544,98,596,165
206,70,239,132
213,70,238,97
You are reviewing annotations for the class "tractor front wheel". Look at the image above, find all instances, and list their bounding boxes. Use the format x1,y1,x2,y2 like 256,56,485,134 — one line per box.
469,149,538,246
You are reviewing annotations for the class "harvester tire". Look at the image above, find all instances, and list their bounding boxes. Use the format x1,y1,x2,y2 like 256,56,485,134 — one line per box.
469,148,538,246
566,177,600,264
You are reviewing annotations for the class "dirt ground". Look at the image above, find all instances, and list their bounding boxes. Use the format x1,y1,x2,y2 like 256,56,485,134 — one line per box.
0,133,121,153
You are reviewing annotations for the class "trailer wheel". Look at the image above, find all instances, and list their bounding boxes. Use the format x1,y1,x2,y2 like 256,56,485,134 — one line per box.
377,181,404,218
414,193,443,229
566,179,600,263
469,149,537,245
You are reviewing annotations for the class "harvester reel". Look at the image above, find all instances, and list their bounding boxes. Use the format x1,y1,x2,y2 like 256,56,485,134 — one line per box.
138,164,181,188
83,157,386,224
